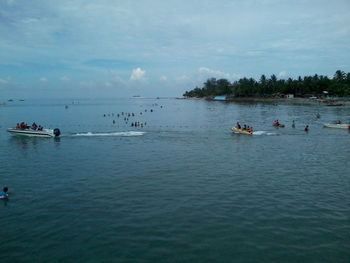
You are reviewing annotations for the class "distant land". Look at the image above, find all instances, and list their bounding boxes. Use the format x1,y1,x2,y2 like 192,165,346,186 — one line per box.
183,70,350,100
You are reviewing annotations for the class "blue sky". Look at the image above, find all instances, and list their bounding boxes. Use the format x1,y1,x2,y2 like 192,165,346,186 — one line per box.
0,0,349,98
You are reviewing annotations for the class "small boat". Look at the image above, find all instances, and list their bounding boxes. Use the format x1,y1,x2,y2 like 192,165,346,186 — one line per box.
324,123,349,129
7,128,61,137
231,127,253,135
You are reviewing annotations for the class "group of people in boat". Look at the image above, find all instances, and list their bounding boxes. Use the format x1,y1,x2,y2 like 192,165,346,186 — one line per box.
235,120,311,134
15,122,43,131
235,122,253,133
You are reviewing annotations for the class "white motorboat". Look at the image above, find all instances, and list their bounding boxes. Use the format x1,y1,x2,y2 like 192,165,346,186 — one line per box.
7,128,61,137
324,123,349,129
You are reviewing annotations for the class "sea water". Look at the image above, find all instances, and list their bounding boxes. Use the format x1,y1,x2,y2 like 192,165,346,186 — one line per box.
0,98,349,262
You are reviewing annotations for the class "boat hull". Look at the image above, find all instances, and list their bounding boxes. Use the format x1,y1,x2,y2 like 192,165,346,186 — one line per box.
324,123,349,129
231,127,253,135
7,128,60,137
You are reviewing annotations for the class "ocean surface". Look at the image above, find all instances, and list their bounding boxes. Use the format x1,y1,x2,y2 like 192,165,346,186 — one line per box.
0,98,349,263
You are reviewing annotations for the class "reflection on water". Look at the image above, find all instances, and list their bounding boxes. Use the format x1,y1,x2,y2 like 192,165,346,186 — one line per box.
10,135,45,148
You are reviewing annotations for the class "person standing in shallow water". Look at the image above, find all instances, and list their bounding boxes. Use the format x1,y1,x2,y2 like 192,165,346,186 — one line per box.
304,125,309,132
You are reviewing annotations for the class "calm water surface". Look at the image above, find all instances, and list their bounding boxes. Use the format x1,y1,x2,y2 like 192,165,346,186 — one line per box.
0,98,349,263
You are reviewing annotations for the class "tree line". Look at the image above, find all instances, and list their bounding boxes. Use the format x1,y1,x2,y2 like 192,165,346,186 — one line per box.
183,70,350,98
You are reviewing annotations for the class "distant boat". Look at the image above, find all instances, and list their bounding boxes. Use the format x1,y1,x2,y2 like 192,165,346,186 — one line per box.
324,123,349,129
8,99,13,102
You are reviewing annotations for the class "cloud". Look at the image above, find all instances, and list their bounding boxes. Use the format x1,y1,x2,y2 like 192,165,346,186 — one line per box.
197,67,242,81
159,75,167,81
198,67,230,79
130,68,146,81
278,71,288,79
1,0,350,98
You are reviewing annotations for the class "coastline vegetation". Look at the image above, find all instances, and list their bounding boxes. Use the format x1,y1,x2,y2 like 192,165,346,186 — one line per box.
183,70,350,98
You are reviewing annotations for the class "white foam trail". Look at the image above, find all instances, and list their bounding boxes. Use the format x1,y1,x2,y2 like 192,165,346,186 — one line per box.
253,131,277,136
73,131,145,137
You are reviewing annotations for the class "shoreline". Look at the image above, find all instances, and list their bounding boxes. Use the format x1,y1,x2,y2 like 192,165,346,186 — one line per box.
179,97,350,106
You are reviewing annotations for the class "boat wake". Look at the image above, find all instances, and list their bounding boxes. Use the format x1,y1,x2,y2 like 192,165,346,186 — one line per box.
72,131,145,137
252,131,277,136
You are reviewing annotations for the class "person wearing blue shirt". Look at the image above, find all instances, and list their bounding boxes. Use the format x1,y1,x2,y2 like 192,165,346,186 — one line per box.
0,187,9,199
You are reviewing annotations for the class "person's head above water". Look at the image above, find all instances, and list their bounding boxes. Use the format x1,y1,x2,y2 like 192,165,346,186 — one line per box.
3,187,8,193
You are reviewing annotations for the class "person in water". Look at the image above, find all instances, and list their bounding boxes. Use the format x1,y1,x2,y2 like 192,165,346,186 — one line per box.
0,187,8,199
304,125,309,132
292,120,295,128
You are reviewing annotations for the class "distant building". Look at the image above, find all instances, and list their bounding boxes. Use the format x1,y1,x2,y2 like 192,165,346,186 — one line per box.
286,94,294,99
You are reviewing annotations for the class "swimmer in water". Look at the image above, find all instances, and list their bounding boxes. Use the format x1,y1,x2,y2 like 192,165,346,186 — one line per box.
0,187,8,199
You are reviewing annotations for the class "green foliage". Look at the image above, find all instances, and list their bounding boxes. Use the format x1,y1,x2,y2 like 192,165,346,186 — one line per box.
183,70,350,98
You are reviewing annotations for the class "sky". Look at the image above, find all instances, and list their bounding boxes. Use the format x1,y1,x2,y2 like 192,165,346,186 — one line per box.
0,0,350,98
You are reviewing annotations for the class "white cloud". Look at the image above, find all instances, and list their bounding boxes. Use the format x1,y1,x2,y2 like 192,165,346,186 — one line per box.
159,75,167,81
278,71,288,79
198,67,230,79
197,67,241,81
39,77,48,82
130,68,146,81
